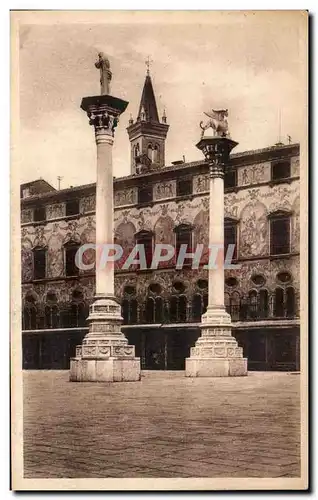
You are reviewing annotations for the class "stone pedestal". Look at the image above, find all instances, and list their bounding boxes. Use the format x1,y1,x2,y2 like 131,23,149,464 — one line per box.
70,56,140,382
186,307,247,377
185,134,247,378
70,297,140,382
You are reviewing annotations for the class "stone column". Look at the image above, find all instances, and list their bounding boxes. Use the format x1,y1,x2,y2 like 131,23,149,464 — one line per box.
185,136,247,377
70,58,140,382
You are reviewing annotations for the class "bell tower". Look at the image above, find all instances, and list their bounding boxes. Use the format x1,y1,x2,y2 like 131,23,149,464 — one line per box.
127,63,169,174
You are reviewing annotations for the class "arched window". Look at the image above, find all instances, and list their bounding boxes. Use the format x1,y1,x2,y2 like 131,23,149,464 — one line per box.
192,293,203,322
134,143,140,158
122,286,138,325
170,295,187,322
274,287,285,317
147,144,153,160
169,296,178,323
69,290,88,327
145,297,155,323
152,144,159,163
259,289,269,319
23,294,37,330
286,287,295,317
248,290,258,319
179,295,187,322
155,296,163,323
230,291,241,321
44,292,59,329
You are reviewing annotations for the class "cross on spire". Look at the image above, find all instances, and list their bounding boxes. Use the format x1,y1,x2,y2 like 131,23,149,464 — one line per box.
145,56,153,75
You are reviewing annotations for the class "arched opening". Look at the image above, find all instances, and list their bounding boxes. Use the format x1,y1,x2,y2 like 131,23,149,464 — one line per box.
259,289,269,319
122,286,138,325
230,291,241,321
274,287,285,317
192,293,203,322
225,292,231,315
169,296,178,323
155,296,163,323
145,297,155,323
130,298,138,323
44,292,59,329
286,287,295,317
248,290,258,319
23,294,37,330
69,290,88,327
152,144,159,163
179,295,187,322
147,144,153,161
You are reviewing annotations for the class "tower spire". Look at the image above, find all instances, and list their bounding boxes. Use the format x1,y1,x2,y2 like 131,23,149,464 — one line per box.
137,70,159,123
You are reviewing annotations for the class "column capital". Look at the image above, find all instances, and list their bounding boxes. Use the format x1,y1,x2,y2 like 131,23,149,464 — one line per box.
81,94,129,137
88,110,119,138
196,136,238,179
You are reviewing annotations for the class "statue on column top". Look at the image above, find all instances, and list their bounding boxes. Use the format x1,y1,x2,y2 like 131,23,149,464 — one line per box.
95,52,112,95
200,109,229,138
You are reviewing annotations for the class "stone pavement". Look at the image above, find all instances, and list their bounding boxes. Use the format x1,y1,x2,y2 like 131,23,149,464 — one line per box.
23,371,300,478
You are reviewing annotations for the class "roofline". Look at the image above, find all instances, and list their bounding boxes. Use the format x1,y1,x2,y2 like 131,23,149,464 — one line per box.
20,142,299,204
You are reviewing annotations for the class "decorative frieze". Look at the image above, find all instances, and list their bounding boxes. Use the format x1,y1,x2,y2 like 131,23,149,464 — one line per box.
193,174,209,194
80,195,96,214
238,162,270,186
21,209,33,224
114,188,137,207
46,203,65,220
153,180,176,200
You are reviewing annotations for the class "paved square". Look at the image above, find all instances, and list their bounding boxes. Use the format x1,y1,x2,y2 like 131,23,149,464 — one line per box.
23,371,300,478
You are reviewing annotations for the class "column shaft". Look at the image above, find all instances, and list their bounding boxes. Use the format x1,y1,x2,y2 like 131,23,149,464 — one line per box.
208,175,225,309
95,135,114,297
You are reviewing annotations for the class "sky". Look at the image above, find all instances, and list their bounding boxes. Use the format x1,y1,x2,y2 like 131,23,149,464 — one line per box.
18,11,307,189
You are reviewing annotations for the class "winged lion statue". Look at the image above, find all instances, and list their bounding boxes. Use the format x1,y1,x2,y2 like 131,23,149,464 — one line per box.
200,109,229,138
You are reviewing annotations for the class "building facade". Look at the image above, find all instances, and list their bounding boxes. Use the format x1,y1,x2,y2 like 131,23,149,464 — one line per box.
21,72,300,372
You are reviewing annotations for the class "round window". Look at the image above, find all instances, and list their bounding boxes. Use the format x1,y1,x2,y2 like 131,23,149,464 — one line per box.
251,274,266,286
173,281,186,293
149,283,162,295
197,279,208,290
124,286,136,296
277,272,292,284
225,277,238,287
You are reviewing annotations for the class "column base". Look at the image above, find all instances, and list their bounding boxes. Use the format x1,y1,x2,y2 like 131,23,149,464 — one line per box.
69,295,141,383
185,357,247,377
70,357,141,382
